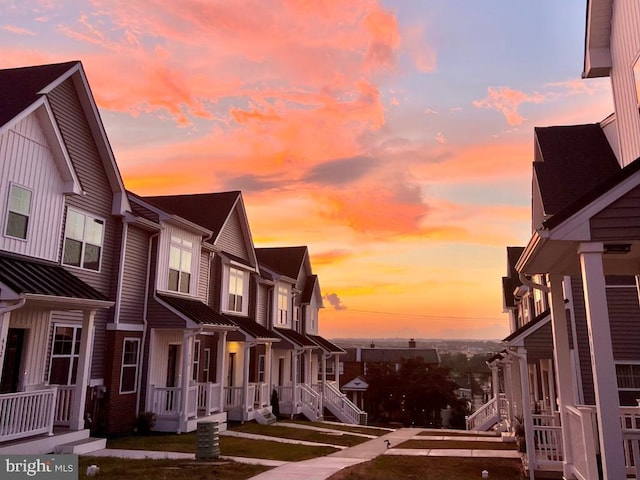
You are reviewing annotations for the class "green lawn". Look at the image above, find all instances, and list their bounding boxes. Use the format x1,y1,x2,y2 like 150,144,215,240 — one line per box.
327,456,525,480
107,431,339,461
395,439,517,451
232,422,368,447
79,456,269,480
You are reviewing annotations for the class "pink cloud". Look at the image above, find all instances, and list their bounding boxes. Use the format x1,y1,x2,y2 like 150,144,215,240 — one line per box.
473,86,544,125
2,25,36,35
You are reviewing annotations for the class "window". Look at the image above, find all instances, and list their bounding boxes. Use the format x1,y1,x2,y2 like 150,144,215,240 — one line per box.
277,285,288,325
63,209,104,271
616,364,640,390
120,338,140,393
258,354,265,383
192,340,200,381
48,325,81,385
293,307,300,332
228,267,244,312
5,184,32,240
169,236,192,293
203,348,211,383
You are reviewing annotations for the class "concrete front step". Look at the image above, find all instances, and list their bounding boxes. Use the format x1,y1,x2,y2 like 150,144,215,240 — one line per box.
54,437,107,455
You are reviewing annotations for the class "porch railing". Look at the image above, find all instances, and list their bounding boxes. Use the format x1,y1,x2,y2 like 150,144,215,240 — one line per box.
224,386,243,410
273,386,294,404
0,388,57,442
150,386,181,416
186,386,198,418
466,394,502,431
322,381,367,425
246,384,256,411
249,382,269,409
196,382,222,414
299,383,322,420
565,405,599,480
53,385,74,426
621,406,640,478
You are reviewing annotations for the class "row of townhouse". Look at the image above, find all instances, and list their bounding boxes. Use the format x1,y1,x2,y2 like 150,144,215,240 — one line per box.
0,61,365,455
468,2,640,479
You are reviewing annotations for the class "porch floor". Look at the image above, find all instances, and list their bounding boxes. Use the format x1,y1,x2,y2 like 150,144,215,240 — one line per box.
0,428,91,454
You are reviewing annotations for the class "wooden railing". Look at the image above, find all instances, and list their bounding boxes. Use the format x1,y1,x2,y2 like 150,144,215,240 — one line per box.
196,382,222,414
0,388,57,442
322,381,367,425
621,406,640,478
53,385,74,426
151,386,181,416
565,405,599,480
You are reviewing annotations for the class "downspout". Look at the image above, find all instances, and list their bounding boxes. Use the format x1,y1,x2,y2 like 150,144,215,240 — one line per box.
136,232,159,418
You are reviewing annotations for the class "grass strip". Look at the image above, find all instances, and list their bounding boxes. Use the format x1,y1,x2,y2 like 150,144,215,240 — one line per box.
231,423,367,446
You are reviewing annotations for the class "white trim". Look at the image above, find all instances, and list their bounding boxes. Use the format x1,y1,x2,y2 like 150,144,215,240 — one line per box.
106,323,144,332
62,207,107,273
3,182,33,242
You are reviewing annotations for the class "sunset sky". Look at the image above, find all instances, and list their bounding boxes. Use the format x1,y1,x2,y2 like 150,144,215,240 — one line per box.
1,1,614,339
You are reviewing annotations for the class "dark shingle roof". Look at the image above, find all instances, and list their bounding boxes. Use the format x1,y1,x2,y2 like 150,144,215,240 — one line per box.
300,274,318,304
142,192,240,242
273,327,317,348
156,293,236,327
0,61,79,128
255,247,307,279
0,253,107,301
307,334,345,353
503,246,524,309
534,124,620,218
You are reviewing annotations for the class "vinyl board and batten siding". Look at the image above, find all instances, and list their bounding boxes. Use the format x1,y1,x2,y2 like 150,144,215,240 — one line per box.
10,307,52,387
590,184,640,240
0,114,66,261
570,276,596,405
609,1,640,166
255,282,268,327
118,225,150,325
155,224,201,293
48,78,121,379
148,330,184,387
216,208,250,262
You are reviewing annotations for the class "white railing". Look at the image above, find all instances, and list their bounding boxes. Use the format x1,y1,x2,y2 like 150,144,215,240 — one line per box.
249,382,268,409
532,412,560,427
533,424,563,464
196,383,222,414
621,406,640,478
53,385,74,426
224,386,243,410
466,395,500,431
299,383,322,420
151,386,181,416
246,384,256,411
565,405,599,480
322,381,367,425
0,388,57,442
186,386,198,418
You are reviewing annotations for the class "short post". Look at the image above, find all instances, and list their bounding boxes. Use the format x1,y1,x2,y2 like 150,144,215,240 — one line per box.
196,421,220,460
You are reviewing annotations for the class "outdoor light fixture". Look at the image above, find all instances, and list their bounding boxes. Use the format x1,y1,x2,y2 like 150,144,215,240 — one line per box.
603,243,631,254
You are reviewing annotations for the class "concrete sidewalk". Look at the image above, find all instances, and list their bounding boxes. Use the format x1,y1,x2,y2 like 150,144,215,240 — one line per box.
246,429,416,480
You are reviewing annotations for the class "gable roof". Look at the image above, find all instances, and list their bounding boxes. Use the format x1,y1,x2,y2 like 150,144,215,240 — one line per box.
0,61,130,214
534,124,621,221
502,246,524,309
255,246,308,280
143,192,240,241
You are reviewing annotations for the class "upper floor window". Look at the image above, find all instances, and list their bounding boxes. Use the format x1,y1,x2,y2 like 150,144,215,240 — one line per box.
277,285,289,326
228,267,244,312
169,235,192,293
63,209,104,271
5,184,32,240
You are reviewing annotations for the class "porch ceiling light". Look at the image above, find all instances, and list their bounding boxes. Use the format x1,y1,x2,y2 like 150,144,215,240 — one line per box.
603,243,631,254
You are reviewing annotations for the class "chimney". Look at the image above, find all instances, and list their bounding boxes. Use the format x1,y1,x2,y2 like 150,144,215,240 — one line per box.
370,340,376,348
408,338,416,348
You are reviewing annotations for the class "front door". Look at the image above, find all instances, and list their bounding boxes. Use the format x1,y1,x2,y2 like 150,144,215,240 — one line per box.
0,329,26,393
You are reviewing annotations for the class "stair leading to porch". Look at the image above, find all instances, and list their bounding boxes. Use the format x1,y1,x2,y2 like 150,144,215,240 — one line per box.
54,437,107,455
254,407,277,425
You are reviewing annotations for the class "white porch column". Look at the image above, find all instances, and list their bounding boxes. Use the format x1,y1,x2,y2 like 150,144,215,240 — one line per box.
334,355,340,386
179,332,193,433
265,342,272,395
490,364,499,398
70,310,95,430
0,311,11,382
242,345,251,421
510,355,524,419
503,359,514,427
578,243,626,480
216,331,227,410
516,348,536,479
549,274,575,477
291,351,298,416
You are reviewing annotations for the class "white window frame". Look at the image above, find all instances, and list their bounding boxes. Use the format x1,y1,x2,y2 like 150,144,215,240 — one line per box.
120,337,140,394
48,324,82,386
203,348,211,383
228,267,245,313
277,285,289,326
62,207,105,272
258,354,265,383
222,265,249,315
4,183,32,241
293,306,300,332
168,235,193,294
616,362,640,390
192,340,201,382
